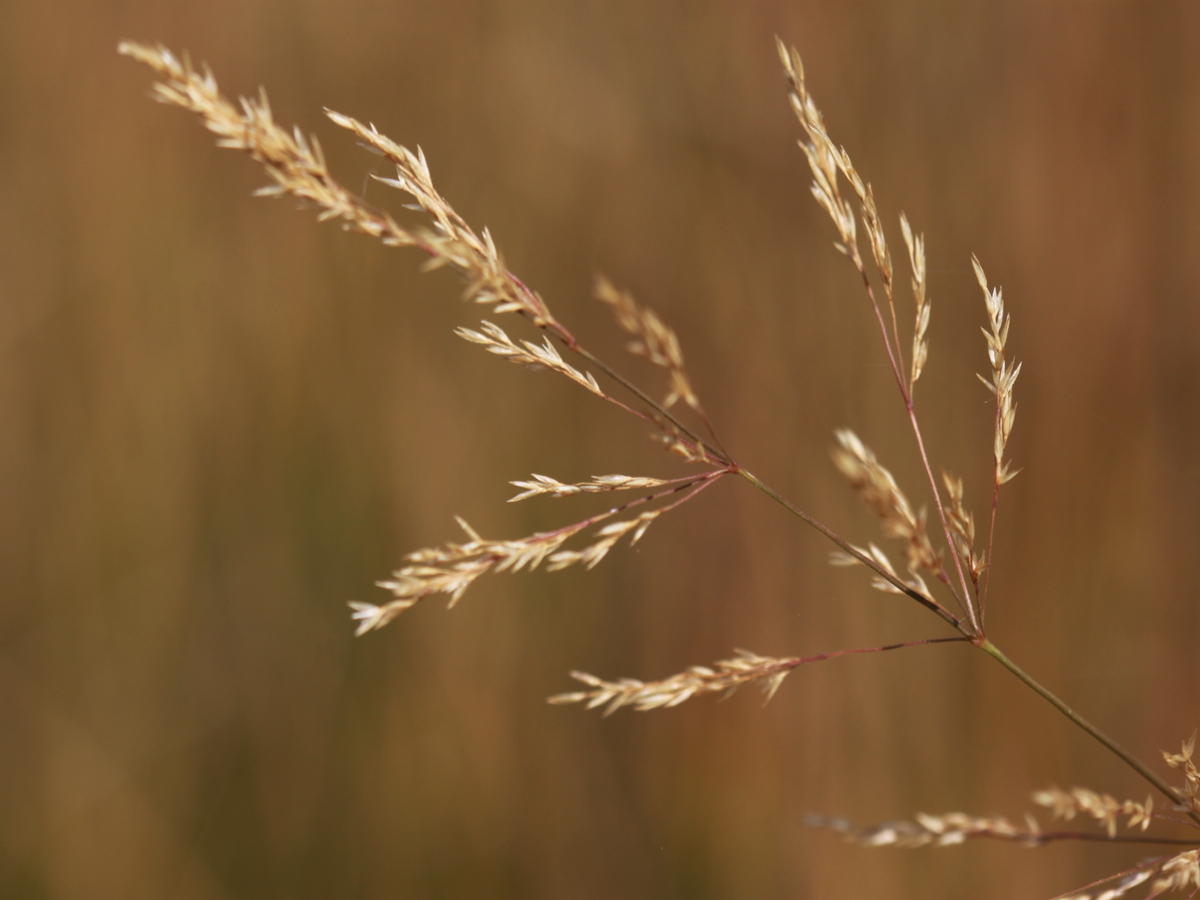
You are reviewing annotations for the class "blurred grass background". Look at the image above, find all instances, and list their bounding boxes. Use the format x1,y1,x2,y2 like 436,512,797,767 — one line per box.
2,1,1199,898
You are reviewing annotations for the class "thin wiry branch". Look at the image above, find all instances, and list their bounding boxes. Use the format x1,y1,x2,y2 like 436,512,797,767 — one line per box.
810,751,1200,898
809,772,1199,900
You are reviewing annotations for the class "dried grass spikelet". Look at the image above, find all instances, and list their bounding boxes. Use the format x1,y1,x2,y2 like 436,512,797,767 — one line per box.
328,109,563,329
831,429,942,577
542,507,665,571
1033,786,1154,838
941,471,986,584
776,39,859,263
1163,734,1200,815
811,785,1199,900
555,637,969,716
1058,851,1200,900
548,649,794,715
828,541,931,598
595,275,702,413
650,425,713,464
349,515,589,633
899,212,930,390
973,256,1021,485
814,749,1199,900
1150,850,1200,896
507,473,670,503
779,37,988,630
454,321,603,396
778,38,924,383
118,41,567,337
351,471,722,634
806,811,1043,849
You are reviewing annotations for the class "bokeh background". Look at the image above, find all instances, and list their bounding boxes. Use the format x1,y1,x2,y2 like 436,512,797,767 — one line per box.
2,1,1199,898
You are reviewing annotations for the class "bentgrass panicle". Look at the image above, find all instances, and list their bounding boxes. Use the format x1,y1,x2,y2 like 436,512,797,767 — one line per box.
121,36,1200,899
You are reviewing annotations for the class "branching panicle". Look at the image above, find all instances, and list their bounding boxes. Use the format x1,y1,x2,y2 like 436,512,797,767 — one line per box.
125,37,1198,900
778,37,980,629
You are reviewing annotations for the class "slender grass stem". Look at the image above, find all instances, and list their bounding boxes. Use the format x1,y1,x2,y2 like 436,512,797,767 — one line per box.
736,467,963,631
572,343,729,466
856,263,978,630
980,399,1004,625
980,639,1200,828
571,333,967,635
737,450,1192,827
904,401,980,632
124,43,1197,889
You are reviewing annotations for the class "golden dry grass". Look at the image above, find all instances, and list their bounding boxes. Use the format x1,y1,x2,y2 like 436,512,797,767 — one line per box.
5,6,1200,900
117,32,1200,899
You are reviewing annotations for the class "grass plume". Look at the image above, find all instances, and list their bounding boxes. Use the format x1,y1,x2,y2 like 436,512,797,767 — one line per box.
121,36,1199,899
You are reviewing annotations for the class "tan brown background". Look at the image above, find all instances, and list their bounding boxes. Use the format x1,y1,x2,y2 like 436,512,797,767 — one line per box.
2,1,1198,898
